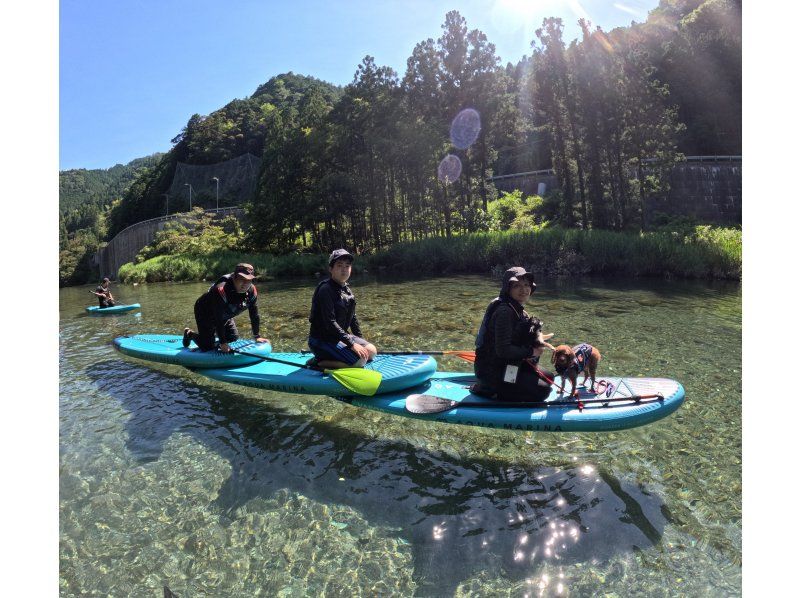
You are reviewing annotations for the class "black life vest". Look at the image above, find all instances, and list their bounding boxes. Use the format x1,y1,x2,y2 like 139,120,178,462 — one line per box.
209,274,258,320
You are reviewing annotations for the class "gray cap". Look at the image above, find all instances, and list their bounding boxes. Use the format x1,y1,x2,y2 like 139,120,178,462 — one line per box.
505,266,536,289
328,248,354,266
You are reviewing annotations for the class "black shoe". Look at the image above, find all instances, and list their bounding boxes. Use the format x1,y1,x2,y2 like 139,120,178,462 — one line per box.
182,328,192,348
469,383,496,398
305,356,322,371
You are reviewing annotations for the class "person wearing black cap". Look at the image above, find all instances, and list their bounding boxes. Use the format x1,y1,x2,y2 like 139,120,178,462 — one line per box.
91,277,116,308
473,267,556,401
307,249,377,369
182,263,270,352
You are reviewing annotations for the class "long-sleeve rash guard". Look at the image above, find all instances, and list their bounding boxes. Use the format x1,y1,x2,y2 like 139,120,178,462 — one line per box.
308,278,362,347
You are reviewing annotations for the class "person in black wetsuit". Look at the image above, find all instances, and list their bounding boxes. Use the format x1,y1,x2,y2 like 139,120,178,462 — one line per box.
92,277,116,308
307,249,377,369
182,263,270,352
473,267,556,401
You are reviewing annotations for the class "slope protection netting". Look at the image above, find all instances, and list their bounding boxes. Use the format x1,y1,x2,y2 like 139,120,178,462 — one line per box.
167,153,262,208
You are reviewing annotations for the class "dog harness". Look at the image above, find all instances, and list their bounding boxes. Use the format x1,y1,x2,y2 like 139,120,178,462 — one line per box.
572,343,594,373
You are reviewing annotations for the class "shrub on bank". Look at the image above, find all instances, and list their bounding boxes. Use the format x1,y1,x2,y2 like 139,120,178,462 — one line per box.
117,225,741,283
118,250,328,283
362,226,741,279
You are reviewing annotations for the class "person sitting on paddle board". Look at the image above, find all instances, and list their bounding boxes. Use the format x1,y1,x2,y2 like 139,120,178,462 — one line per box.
91,277,116,308
473,267,556,401
307,249,377,369
183,263,270,353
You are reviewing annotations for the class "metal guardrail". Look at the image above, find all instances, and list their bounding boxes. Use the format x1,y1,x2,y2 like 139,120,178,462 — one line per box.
490,157,741,177
683,155,742,162
488,169,556,181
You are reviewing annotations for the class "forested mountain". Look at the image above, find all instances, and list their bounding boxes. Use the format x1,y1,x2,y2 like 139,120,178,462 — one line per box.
59,154,164,234
102,73,343,239
60,0,740,285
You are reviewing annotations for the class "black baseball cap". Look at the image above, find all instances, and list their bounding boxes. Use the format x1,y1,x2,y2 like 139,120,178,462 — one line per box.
234,263,256,280
328,249,354,266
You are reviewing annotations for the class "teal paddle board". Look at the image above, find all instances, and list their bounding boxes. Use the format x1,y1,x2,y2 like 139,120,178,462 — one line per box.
86,303,141,315
336,372,685,432
195,352,438,396
113,334,272,369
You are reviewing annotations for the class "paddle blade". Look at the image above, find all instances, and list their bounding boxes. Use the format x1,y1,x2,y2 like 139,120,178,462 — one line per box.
326,368,383,396
405,393,460,414
445,350,476,363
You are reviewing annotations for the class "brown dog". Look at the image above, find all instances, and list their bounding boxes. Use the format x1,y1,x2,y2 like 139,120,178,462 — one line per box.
551,344,601,397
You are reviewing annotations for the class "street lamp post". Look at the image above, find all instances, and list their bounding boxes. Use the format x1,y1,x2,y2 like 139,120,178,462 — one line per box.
162,193,170,215
211,177,219,210
184,183,193,210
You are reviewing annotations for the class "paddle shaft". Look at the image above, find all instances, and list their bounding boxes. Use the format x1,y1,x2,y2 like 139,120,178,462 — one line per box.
231,349,319,371
447,393,664,409
232,348,383,396
300,349,473,357
378,351,466,356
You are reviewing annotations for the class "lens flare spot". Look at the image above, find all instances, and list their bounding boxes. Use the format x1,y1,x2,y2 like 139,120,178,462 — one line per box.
437,154,462,184
450,108,481,149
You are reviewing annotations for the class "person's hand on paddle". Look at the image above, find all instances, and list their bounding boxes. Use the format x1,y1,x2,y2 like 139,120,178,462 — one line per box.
255,337,270,344
219,342,232,353
351,343,370,362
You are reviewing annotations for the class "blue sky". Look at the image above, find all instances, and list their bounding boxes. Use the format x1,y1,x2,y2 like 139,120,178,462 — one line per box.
60,0,660,171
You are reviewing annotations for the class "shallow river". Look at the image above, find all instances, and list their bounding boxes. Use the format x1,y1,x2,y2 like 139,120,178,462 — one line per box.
60,274,741,596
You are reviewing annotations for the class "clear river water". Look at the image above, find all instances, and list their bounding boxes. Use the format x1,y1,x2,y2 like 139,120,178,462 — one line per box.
59,274,741,596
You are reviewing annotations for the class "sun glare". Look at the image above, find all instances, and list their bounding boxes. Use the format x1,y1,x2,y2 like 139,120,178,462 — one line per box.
491,0,590,33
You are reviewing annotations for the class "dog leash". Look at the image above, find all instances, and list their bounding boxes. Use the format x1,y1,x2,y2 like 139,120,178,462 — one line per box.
523,358,557,386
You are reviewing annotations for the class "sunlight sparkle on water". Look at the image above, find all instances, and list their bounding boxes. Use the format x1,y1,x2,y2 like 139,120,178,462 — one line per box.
432,524,445,540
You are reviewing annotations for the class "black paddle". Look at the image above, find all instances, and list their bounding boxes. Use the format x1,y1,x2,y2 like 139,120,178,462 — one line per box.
301,349,478,363
405,393,664,415
231,348,383,396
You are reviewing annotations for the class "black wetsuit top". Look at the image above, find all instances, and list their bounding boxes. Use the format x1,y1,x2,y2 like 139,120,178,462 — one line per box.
474,269,544,396
194,274,261,342
308,278,362,347
95,285,113,306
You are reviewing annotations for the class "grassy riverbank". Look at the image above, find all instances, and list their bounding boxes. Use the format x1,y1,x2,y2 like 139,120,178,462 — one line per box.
117,226,741,283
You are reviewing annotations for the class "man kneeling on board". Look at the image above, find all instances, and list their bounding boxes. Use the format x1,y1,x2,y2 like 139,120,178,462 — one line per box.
307,249,377,369
183,263,270,352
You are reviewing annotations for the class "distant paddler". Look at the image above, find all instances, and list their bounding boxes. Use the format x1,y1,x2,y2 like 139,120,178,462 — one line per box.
91,277,116,308
307,249,377,370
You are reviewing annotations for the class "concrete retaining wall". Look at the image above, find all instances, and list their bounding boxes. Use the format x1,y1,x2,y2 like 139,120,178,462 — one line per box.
97,207,243,279
644,160,742,226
